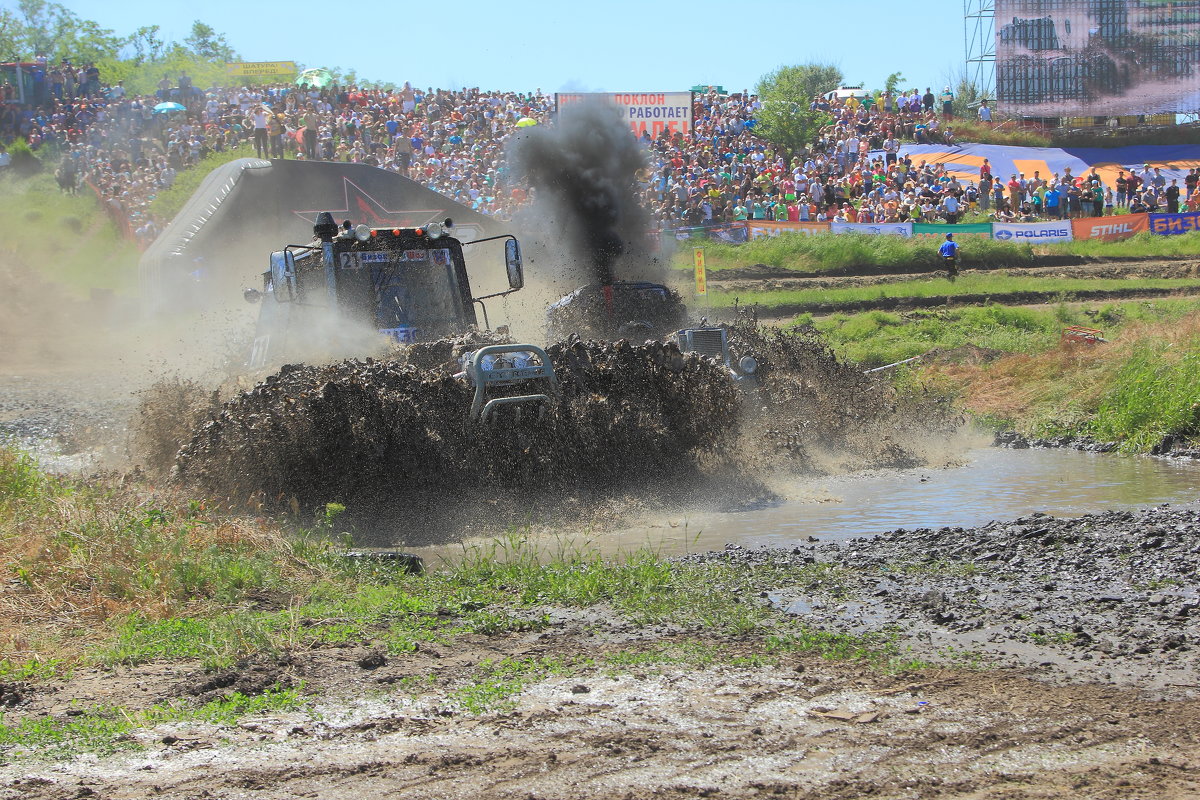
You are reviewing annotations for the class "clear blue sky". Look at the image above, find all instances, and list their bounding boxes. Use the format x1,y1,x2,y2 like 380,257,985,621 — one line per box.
10,0,970,95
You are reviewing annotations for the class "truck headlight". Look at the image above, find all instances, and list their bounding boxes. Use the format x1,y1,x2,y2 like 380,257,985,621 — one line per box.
354,224,371,242
427,222,443,239
738,356,758,375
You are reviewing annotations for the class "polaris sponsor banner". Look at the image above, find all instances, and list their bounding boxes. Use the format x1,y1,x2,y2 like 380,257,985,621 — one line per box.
556,92,693,138
912,222,993,239
1149,212,1200,236
745,220,830,239
991,221,1074,243
830,222,912,237
1071,214,1148,241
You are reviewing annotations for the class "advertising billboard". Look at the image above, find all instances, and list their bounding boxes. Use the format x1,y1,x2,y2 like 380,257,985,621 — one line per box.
555,92,694,139
995,0,1200,116
225,61,296,77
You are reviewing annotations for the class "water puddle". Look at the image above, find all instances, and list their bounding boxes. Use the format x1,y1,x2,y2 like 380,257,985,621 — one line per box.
604,447,1200,554
416,447,1200,562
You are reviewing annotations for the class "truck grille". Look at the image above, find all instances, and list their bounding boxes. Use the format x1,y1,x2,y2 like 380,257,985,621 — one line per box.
680,328,727,360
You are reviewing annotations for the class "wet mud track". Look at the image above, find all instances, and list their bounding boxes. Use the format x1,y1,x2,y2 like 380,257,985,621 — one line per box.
689,503,1200,693
169,325,950,540
4,636,1198,799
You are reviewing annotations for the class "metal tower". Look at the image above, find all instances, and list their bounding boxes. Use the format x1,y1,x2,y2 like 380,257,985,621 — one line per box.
965,0,996,101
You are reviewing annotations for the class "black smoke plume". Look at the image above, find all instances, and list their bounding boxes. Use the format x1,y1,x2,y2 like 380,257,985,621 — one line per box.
508,99,650,285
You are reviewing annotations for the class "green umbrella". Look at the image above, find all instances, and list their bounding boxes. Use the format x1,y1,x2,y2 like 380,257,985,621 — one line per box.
296,68,334,88
516,117,538,128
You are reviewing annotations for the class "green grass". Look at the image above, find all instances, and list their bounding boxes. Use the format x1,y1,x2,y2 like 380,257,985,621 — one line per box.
0,685,304,760
86,539,847,671
765,625,927,672
679,227,1200,275
1074,336,1200,451
1060,230,1200,259
714,274,1200,311
0,172,141,294
808,299,1200,367
148,142,257,221
452,655,574,714
685,231,1035,273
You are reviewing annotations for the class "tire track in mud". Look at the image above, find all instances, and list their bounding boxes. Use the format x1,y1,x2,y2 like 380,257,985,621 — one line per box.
7,656,1198,800
709,258,1200,317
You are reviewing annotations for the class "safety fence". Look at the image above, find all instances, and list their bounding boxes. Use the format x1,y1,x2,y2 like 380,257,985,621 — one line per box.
664,211,1200,245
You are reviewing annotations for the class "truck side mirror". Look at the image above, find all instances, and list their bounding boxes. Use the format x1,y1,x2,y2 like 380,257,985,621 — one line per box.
504,238,524,290
269,250,296,303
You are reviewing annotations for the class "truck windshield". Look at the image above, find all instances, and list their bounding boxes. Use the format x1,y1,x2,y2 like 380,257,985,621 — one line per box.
335,246,464,337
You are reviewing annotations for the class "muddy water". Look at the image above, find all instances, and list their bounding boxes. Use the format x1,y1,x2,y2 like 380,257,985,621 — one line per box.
417,448,1200,561
607,447,1200,553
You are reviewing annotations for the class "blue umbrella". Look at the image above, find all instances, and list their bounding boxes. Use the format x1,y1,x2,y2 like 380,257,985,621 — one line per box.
154,102,186,114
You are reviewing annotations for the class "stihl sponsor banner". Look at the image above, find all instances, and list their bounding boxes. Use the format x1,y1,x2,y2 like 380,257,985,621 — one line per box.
991,220,1074,243
1071,214,1148,241
745,220,830,239
555,92,693,138
1149,212,1200,235
830,222,913,237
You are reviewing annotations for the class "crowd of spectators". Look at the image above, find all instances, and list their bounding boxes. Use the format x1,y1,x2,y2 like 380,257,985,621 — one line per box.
2,62,1187,248
1,60,554,245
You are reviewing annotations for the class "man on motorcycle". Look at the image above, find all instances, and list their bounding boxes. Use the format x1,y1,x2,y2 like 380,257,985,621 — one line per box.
938,232,959,277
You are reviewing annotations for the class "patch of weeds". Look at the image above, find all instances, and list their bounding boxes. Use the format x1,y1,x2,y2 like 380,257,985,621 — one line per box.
0,685,303,760
1139,577,1182,590
1030,631,1076,645
92,613,292,671
461,611,551,636
451,656,575,714
935,644,990,670
390,674,438,695
0,658,68,682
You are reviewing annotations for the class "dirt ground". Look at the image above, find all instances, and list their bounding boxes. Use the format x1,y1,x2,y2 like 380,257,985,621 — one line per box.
2,629,1198,799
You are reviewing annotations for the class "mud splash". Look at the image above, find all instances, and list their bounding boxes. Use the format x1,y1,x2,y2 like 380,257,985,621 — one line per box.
162,321,959,540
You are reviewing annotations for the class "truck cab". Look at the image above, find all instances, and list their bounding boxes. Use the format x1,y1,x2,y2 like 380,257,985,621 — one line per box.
248,212,524,368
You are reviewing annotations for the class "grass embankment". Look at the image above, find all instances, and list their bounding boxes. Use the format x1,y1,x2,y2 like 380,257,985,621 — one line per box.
148,141,256,221
0,447,919,756
807,299,1200,452
682,230,1200,273
927,312,1200,452
0,173,140,294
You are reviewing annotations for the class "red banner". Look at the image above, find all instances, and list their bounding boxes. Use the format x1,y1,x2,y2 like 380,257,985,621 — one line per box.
1071,214,1148,242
